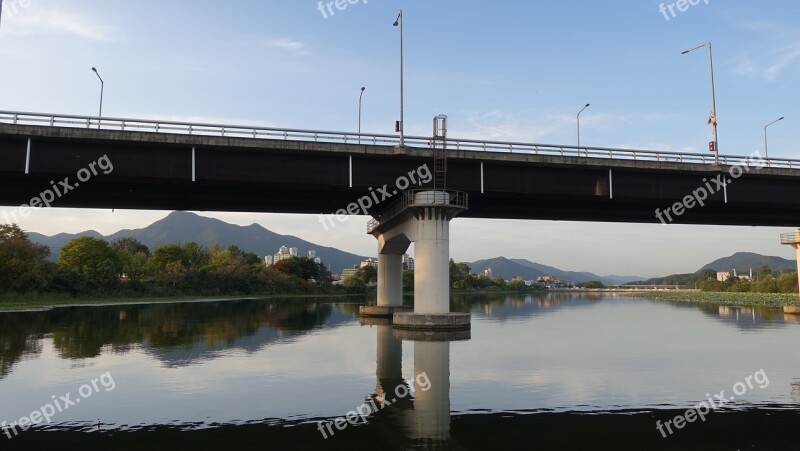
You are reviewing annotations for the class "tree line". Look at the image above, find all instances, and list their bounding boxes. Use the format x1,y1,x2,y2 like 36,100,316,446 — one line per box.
0,224,333,298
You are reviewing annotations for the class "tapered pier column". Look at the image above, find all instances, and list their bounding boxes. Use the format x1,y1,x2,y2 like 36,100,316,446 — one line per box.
378,253,403,308
361,232,410,317
413,208,450,313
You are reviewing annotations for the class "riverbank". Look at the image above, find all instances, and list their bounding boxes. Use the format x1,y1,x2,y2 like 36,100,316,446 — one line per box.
625,291,800,308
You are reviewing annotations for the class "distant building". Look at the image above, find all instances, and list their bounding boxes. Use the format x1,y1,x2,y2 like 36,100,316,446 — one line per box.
272,246,293,264
264,255,274,265
716,271,731,282
403,254,415,270
360,258,377,269
481,268,493,278
289,247,298,257
308,250,317,259
342,265,360,280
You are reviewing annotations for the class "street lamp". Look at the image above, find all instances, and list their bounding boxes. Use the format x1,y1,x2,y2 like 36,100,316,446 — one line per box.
682,42,718,165
91,67,104,129
393,10,404,148
764,116,784,159
358,87,365,144
577,103,590,148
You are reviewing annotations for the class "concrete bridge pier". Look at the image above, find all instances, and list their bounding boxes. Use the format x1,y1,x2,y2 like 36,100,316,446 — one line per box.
394,193,470,330
360,231,411,317
780,228,800,314
362,190,469,329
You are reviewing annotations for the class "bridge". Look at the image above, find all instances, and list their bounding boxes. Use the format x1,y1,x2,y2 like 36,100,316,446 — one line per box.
2,110,800,328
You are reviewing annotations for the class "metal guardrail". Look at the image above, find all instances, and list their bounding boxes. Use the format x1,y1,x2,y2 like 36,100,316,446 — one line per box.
2,110,800,169
367,190,469,234
780,232,800,245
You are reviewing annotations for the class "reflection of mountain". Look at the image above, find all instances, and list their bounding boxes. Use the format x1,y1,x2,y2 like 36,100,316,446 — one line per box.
0,299,357,377
456,293,603,322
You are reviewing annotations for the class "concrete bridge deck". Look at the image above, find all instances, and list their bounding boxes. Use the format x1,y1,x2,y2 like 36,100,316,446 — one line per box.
1,111,799,226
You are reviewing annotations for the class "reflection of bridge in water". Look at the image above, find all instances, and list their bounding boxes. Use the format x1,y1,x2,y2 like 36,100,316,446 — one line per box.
360,317,469,449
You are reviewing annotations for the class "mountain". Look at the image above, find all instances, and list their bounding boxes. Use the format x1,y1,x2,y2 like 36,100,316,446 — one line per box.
509,259,646,285
700,252,796,274
467,257,643,285
27,211,367,274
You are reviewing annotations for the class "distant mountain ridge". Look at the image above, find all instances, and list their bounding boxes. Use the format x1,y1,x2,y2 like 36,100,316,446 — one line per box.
27,211,367,274
467,257,646,285
700,252,796,274
24,212,794,283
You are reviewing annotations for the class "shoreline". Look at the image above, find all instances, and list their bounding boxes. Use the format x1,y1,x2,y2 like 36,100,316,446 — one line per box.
0,293,364,313
623,290,800,308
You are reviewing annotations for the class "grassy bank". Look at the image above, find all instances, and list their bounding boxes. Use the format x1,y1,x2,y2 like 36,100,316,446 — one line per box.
625,290,800,308
0,292,363,312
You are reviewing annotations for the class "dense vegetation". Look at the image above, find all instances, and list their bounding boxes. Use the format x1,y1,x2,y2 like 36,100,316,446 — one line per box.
2,224,536,302
628,267,799,294
628,291,799,308
0,224,334,299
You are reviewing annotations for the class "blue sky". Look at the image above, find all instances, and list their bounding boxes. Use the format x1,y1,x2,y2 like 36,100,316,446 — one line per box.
1,0,799,277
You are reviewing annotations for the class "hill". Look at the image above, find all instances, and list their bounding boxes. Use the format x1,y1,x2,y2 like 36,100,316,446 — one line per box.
700,252,796,274
468,257,644,285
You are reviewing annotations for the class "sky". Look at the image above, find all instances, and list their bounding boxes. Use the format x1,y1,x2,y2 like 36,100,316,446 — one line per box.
1,0,799,277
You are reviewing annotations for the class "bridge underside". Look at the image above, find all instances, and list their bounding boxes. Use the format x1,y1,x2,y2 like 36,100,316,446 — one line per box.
1,124,799,227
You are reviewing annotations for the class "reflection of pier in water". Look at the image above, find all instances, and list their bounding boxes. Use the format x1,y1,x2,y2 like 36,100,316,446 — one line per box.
362,316,469,449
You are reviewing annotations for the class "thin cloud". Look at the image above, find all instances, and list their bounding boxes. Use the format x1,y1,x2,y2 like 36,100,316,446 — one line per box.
264,37,309,56
3,7,121,41
733,21,800,82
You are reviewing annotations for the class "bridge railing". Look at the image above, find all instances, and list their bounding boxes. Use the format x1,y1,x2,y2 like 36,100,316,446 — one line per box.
366,190,469,234
2,110,800,169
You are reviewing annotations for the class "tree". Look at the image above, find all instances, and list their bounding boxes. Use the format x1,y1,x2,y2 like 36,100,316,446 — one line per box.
359,265,377,284
777,272,799,294
273,257,331,281
111,237,150,256
58,236,120,275
343,274,366,292
0,224,54,293
149,244,189,271
111,237,151,282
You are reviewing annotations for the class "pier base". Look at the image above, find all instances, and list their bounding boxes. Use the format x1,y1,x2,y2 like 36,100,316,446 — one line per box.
393,312,471,331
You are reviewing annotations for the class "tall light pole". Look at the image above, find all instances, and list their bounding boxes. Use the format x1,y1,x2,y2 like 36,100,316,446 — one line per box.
577,103,590,148
393,10,404,148
764,116,784,159
682,42,718,166
91,67,104,129
358,86,365,144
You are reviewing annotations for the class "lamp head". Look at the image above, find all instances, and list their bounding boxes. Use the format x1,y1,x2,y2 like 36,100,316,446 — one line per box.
92,67,98,72
361,87,365,92
585,103,591,108
779,116,785,121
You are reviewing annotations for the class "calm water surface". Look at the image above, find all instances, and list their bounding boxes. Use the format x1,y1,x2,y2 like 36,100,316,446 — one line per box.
1,293,799,450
